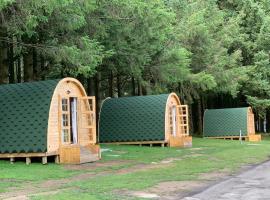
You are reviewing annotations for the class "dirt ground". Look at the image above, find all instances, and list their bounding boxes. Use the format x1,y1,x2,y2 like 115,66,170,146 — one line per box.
0,158,231,200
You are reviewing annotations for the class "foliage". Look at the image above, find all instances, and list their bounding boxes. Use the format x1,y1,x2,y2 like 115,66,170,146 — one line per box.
2,0,270,129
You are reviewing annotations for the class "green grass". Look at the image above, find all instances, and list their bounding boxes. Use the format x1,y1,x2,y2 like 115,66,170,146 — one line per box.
0,161,81,193
0,161,79,181
1,137,270,199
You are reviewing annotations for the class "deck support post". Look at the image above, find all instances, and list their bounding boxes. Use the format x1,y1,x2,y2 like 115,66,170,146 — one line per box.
161,143,165,148
10,157,15,164
26,157,31,165
42,156,47,165
55,155,60,164
150,144,153,147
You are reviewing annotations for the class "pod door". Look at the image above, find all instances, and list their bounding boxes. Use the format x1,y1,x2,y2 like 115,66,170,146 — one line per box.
78,97,96,145
59,96,97,163
59,97,79,145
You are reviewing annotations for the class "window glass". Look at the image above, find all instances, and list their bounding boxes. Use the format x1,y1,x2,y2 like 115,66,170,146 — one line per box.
62,129,69,143
62,114,69,127
62,99,68,111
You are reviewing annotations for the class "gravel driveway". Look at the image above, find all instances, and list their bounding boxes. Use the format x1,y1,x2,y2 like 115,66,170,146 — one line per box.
183,160,270,200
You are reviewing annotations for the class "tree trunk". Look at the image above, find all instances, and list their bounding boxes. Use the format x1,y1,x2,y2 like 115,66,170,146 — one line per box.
95,72,101,114
0,32,9,84
117,74,122,97
266,110,270,133
137,80,142,96
95,72,101,142
33,48,38,80
17,57,22,83
142,85,147,95
40,55,45,80
109,70,113,97
188,104,193,135
8,41,15,83
131,77,136,96
23,48,34,82
260,117,265,133
87,76,95,96
197,98,203,135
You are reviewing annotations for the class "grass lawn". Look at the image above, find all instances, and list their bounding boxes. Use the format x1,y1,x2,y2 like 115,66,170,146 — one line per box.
1,137,270,199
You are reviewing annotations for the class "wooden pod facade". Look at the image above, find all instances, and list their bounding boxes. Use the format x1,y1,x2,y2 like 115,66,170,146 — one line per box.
99,93,192,147
203,107,261,142
0,77,100,164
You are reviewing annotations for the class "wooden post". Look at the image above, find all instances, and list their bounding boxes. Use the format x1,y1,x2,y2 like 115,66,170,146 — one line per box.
150,144,153,147
42,156,47,165
10,157,15,164
55,155,60,164
161,143,165,148
26,157,31,165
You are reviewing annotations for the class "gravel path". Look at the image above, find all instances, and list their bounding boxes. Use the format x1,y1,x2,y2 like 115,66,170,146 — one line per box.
183,160,270,200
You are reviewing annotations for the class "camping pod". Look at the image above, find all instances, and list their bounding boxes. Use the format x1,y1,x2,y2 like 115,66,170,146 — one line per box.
0,78,100,164
99,93,192,147
203,107,261,142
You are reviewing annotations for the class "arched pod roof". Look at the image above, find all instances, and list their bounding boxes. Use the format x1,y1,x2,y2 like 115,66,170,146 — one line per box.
99,93,175,143
203,107,251,137
0,79,60,153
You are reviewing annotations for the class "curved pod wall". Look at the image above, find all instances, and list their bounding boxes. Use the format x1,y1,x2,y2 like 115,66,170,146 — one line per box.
0,77,100,164
99,93,192,147
203,107,261,142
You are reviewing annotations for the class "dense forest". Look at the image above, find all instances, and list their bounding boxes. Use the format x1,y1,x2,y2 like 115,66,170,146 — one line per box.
1,0,270,134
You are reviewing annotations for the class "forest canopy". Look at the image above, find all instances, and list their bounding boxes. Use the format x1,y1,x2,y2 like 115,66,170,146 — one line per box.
1,0,270,133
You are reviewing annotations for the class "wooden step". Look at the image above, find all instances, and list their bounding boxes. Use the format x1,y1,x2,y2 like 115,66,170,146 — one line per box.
80,146,100,164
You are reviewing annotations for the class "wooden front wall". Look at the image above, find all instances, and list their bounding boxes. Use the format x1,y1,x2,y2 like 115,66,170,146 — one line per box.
165,94,186,140
165,93,191,147
247,107,255,135
47,78,96,154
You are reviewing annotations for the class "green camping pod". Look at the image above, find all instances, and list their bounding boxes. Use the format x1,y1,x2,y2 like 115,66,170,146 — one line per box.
0,78,100,164
99,93,192,147
203,107,261,141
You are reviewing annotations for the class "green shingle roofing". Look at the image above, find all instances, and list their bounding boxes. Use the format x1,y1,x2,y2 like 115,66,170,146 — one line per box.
0,79,60,153
99,94,170,143
203,107,249,137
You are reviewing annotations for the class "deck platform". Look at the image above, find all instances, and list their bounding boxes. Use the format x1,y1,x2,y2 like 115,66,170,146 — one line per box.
204,134,261,142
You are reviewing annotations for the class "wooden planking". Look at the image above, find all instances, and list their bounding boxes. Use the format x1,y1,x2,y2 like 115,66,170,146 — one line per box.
247,134,261,142
0,151,58,158
165,93,192,148
169,136,192,147
102,141,167,145
78,97,96,146
48,78,86,153
80,145,100,163
205,134,262,142
86,144,101,155
177,105,189,137
59,145,80,164
247,107,256,136
46,77,99,164
165,93,181,141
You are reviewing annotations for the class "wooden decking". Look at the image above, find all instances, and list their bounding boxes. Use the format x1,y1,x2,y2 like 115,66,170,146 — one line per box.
204,134,261,142
0,151,59,165
102,141,168,147
102,137,193,147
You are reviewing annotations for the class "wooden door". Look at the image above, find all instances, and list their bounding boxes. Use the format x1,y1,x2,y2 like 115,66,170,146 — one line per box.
59,96,81,163
177,105,189,136
59,96,71,144
78,96,96,144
